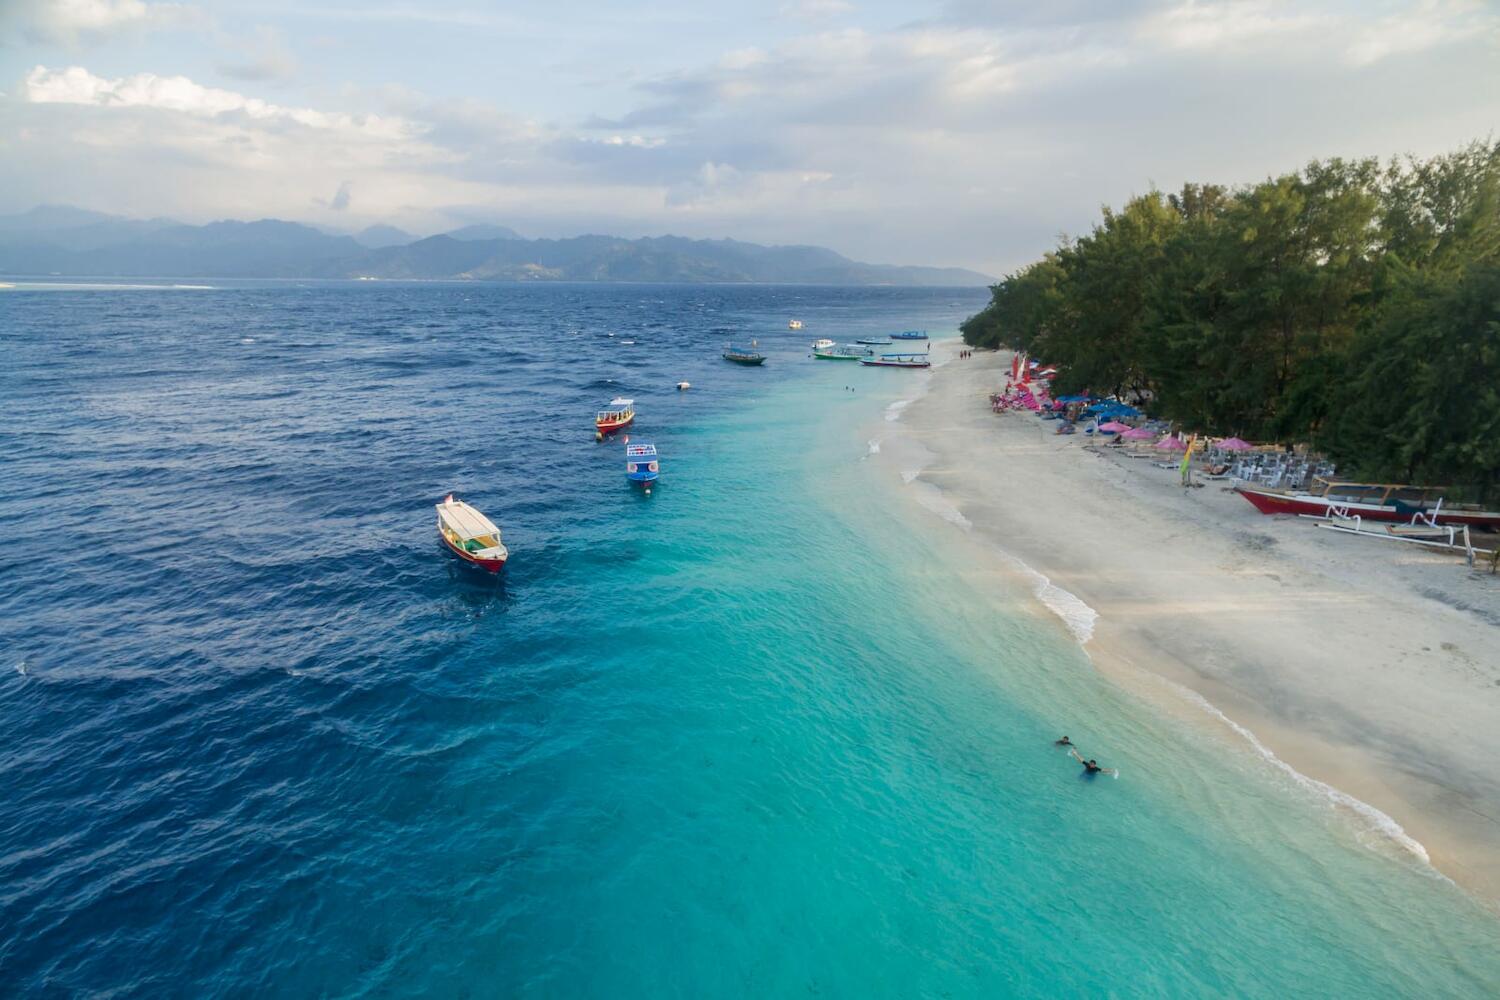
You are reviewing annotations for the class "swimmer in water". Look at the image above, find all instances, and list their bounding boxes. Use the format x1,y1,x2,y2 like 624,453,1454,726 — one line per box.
1054,736,1072,747
1069,749,1117,776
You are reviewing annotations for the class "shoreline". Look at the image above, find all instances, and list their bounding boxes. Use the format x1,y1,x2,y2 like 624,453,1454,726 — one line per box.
876,342,1500,902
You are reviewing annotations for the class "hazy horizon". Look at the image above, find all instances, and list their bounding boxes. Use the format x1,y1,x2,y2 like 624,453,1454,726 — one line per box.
2,0,1498,275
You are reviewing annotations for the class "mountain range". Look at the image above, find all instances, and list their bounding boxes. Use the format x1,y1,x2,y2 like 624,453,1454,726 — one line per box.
0,206,989,286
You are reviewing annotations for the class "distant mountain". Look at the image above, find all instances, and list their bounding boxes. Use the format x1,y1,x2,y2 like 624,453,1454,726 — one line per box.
443,223,524,241
353,224,417,249
0,205,181,252
0,206,991,285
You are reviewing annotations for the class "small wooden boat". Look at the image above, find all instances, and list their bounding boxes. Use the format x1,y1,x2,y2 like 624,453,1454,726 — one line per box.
723,344,766,365
814,343,871,361
891,330,928,341
788,319,804,330
626,442,659,492
436,494,508,572
596,397,635,435
1236,479,1500,528
860,352,931,368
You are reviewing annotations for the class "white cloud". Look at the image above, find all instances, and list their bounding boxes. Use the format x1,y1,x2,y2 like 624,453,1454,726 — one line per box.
1136,1,1328,52
1343,0,1494,67
23,65,418,141
9,0,198,44
779,0,854,22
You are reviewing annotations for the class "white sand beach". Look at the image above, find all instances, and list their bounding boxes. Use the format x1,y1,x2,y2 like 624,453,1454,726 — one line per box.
885,344,1500,900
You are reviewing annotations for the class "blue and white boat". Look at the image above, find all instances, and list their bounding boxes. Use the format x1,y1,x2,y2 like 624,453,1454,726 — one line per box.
626,442,659,491
891,330,928,341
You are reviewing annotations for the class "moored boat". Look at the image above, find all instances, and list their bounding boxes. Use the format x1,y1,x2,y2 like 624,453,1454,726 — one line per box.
436,494,508,572
595,397,635,435
626,442,659,492
891,330,928,341
860,352,931,368
723,344,766,365
855,338,891,346
814,343,872,360
1235,479,1500,528
812,338,836,351
788,319,804,330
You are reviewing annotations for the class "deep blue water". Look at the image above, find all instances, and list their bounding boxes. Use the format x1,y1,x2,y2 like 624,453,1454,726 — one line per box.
3,281,1499,997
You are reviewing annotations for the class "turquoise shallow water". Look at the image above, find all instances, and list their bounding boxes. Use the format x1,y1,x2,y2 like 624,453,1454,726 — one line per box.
2,283,1498,996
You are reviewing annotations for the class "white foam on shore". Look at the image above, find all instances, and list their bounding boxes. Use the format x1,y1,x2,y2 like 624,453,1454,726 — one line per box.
910,481,972,530
1016,560,1098,644
1163,679,1437,868
885,399,911,422
866,439,880,455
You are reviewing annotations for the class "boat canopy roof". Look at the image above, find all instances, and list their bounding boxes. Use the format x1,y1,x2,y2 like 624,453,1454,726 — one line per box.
437,500,501,541
626,443,657,457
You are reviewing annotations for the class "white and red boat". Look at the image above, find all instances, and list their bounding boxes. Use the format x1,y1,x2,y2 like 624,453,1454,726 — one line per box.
436,495,509,572
1236,479,1500,529
595,398,635,435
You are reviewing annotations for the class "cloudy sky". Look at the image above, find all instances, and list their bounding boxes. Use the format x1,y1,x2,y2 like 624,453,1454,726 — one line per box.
1,0,1497,274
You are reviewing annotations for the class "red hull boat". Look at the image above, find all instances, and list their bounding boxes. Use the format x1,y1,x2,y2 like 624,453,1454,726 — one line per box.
596,398,635,435
436,495,509,572
1236,482,1500,529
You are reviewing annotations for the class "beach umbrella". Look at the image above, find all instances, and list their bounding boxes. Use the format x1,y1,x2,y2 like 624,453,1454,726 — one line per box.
1155,435,1188,451
1218,437,1252,451
1098,420,1132,433
1120,426,1154,440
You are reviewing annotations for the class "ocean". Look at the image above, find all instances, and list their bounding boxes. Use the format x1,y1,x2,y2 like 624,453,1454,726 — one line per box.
2,280,1497,997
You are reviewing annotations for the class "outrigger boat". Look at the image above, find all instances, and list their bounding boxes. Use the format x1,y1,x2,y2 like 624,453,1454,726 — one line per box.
860,352,931,369
1236,479,1500,529
595,397,635,435
436,494,508,572
814,343,872,361
723,344,766,365
891,330,928,341
626,442,659,492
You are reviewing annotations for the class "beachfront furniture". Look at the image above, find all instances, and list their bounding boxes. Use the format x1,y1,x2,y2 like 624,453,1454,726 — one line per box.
436,495,508,572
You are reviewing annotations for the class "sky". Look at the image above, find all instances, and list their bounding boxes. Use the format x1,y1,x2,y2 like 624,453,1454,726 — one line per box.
1,0,1498,275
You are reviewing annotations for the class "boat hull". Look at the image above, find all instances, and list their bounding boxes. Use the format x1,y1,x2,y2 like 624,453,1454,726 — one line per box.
1235,487,1500,528
596,414,634,433
440,532,507,572
813,352,861,361
723,354,765,365
859,359,930,368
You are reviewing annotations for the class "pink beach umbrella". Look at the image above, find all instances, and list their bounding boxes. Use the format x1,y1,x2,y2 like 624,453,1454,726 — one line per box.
1098,420,1132,433
1218,437,1252,451
1120,426,1154,440
1155,435,1188,451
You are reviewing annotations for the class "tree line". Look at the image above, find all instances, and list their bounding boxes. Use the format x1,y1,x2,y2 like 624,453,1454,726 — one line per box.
961,140,1500,499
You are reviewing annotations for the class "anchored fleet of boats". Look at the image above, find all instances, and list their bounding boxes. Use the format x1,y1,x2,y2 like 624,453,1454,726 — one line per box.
441,325,934,574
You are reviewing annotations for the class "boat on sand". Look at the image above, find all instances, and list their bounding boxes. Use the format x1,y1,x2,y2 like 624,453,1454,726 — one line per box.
1236,479,1500,528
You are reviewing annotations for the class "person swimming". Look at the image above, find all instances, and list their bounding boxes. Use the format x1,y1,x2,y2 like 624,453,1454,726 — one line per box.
1054,736,1073,747
1069,748,1117,776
